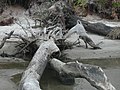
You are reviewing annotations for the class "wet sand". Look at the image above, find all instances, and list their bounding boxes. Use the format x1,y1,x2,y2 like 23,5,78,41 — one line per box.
0,76,16,90
0,58,27,90
0,69,23,90
64,33,120,60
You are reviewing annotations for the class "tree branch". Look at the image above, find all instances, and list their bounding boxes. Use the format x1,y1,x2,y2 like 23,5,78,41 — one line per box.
18,40,60,90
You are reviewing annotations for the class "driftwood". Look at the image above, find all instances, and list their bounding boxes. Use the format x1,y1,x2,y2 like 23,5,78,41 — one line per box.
64,20,101,49
46,1,101,49
17,24,115,90
50,58,116,90
83,21,113,36
0,31,14,49
18,39,60,90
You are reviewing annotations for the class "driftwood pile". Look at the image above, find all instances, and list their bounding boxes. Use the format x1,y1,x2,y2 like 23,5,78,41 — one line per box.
0,1,117,90
18,1,116,90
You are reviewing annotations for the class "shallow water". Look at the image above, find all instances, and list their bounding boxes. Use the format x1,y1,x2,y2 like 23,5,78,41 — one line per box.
0,60,28,90
39,59,120,90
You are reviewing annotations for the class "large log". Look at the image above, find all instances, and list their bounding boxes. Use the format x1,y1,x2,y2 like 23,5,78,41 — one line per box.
65,14,114,36
18,39,59,90
83,21,113,36
50,58,116,90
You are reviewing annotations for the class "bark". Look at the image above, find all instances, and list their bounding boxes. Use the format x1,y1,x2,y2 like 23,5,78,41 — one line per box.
50,58,116,90
83,21,115,36
18,39,59,90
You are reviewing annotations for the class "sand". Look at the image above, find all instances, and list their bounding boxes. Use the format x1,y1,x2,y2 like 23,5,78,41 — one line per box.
64,33,120,60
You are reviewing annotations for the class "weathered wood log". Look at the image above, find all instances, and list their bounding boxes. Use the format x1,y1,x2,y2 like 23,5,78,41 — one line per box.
47,1,115,36
50,58,116,90
65,14,113,36
18,39,59,90
64,20,101,49
83,22,113,36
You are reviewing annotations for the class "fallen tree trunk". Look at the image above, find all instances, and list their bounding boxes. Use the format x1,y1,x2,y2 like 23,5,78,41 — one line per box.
83,21,114,36
50,58,116,90
65,15,114,36
18,39,59,90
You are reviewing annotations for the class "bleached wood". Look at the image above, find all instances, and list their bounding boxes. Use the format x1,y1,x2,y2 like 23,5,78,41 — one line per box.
18,40,59,90
64,20,88,39
64,20,101,49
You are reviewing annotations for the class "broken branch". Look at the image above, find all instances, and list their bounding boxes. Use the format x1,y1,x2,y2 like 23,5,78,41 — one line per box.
0,31,14,49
